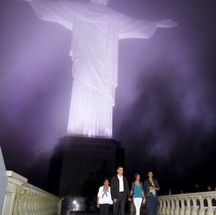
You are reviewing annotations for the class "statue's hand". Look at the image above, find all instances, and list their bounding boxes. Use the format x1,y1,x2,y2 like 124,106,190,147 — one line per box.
157,19,178,28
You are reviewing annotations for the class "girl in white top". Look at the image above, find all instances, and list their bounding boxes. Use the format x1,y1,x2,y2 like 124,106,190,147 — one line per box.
97,178,113,215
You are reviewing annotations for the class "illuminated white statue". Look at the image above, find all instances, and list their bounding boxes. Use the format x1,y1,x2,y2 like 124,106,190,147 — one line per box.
25,0,177,138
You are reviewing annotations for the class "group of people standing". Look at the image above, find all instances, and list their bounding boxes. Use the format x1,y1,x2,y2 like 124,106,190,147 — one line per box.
97,166,160,215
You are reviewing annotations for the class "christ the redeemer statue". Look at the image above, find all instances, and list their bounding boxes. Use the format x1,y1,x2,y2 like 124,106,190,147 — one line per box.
25,0,177,138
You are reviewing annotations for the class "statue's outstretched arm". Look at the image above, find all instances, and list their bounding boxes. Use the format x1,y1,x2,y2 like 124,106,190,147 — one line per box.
119,15,158,39
119,14,178,39
23,0,85,31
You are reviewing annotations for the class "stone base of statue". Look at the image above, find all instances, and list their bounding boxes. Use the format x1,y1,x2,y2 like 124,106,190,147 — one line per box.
47,136,125,213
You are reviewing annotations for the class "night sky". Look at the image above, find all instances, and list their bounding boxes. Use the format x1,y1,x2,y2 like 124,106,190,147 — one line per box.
0,0,216,194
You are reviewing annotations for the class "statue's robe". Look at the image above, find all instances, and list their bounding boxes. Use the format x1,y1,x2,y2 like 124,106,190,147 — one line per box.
30,0,157,137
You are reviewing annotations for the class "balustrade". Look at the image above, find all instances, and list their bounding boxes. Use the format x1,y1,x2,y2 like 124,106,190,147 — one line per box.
158,192,216,215
2,171,61,215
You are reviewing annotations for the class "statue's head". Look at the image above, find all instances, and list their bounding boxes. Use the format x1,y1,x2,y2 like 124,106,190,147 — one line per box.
91,0,108,6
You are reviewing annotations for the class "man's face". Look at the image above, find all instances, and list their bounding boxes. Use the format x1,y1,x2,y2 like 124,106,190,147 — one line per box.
117,167,123,176
91,0,108,6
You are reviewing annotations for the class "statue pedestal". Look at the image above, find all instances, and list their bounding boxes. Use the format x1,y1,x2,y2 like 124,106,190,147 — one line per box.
47,136,125,213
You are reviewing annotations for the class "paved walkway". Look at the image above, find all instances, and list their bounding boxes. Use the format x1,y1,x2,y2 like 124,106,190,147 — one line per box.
62,202,147,215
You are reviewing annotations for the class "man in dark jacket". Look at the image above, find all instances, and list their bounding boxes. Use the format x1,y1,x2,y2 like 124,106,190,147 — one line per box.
111,166,131,215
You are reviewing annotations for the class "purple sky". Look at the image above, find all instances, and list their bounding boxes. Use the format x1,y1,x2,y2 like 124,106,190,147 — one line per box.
0,0,216,192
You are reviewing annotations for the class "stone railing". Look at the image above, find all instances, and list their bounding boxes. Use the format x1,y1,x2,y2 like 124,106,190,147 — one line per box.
2,171,62,215
158,191,216,215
